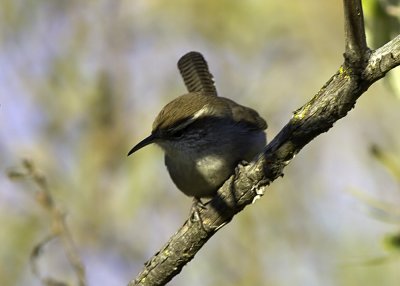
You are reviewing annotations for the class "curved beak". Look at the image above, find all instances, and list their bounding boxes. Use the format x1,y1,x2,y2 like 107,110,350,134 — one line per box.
127,133,157,156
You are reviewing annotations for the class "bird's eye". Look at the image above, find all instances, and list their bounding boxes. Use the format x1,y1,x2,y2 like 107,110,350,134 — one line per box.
171,128,184,138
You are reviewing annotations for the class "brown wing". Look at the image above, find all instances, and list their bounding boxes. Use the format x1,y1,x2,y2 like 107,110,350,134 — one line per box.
223,97,268,131
177,51,218,96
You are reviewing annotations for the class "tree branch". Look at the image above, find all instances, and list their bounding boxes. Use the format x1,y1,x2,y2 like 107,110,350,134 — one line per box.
343,0,369,65
128,1,400,285
363,35,400,82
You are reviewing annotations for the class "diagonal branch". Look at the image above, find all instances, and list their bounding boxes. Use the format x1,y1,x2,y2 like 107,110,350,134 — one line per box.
363,35,400,82
128,2,400,286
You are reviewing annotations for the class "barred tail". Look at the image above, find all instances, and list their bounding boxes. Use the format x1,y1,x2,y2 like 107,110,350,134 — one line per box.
177,51,218,96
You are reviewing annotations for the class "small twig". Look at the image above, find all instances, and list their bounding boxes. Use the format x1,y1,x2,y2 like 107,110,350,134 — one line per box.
8,159,86,286
343,0,369,65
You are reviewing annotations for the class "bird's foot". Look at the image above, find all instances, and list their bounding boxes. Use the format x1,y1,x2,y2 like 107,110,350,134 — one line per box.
189,197,207,230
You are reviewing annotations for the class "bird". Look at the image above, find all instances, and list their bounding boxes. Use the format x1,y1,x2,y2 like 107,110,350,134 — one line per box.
128,51,267,199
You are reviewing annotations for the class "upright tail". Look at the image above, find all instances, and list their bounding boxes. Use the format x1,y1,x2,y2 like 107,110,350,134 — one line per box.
177,51,218,96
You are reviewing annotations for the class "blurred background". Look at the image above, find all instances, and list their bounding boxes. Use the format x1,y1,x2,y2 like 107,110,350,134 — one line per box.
1,0,400,285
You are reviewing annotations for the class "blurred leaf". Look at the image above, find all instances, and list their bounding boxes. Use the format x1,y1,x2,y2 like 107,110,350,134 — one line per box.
370,144,400,181
383,232,400,253
6,170,27,180
364,0,400,98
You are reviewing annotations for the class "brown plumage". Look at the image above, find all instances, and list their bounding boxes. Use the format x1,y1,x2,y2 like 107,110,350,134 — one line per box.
128,51,267,197
152,93,267,133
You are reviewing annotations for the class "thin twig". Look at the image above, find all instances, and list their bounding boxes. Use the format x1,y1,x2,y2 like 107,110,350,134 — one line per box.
8,159,86,286
343,0,369,65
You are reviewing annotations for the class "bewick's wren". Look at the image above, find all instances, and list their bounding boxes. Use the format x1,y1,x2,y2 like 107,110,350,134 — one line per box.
128,52,267,198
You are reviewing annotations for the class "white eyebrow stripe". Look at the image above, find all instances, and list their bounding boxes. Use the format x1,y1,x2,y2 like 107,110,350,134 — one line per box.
193,104,212,119
171,104,212,132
